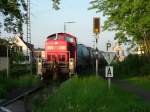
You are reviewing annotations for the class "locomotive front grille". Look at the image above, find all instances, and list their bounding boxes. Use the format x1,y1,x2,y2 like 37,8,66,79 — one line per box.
47,54,67,62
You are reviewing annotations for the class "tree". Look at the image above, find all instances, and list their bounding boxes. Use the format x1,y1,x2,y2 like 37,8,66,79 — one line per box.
0,0,60,34
11,51,25,64
89,0,150,57
52,0,61,10
0,0,27,34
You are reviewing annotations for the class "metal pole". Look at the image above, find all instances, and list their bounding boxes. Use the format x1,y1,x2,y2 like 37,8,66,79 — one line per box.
30,51,32,75
6,45,9,78
95,34,98,76
27,0,32,75
108,77,111,89
64,23,66,33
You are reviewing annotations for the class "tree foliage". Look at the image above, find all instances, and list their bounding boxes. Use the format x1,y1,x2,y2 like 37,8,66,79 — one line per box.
52,0,61,10
0,0,60,34
90,0,150,56
0,0,27,34
11,51,25,64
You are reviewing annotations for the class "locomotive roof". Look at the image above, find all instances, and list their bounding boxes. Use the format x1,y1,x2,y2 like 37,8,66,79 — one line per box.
47,33,76,39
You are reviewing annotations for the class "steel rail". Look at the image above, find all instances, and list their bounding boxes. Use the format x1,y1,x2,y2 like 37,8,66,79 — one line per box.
0,84,44,107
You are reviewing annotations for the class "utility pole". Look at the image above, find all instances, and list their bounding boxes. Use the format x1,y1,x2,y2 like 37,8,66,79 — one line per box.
93,17,100,76
27,0,32,75
6,45,9,78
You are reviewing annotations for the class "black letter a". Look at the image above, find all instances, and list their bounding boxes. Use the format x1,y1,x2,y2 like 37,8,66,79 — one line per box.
107,67,111,77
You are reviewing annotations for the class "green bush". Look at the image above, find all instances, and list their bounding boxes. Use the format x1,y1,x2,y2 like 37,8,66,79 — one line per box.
0,72,17,98
0,63,38,98
0,73,40,99
9,63,36,77
10,64,29,77
113,54,150,78
140,63,150,75
0,70,7,78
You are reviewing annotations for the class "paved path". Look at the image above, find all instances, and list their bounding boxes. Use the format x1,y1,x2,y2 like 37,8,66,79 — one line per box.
113,79,150,102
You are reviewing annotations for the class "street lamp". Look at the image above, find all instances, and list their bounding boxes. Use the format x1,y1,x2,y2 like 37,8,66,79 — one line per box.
64,21,76,33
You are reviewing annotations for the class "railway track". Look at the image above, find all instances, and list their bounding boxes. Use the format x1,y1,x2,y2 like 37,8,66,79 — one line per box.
0,85,44,107
0,84,45,112
0,80,62,112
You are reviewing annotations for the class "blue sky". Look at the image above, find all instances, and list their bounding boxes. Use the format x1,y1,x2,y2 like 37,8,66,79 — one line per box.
30,0,115,50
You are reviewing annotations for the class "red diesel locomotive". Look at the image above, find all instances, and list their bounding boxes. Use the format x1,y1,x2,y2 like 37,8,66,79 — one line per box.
42,33,77,79
41,32,106,79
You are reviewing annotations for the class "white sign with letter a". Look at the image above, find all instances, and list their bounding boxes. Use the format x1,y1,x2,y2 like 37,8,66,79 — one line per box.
105,66,113,78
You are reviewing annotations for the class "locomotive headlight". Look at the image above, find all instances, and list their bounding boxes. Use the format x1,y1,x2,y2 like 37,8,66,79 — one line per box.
69,60,74,68
70,62,73,65
38,62,42,65
69,61,74,71
69,58,75,74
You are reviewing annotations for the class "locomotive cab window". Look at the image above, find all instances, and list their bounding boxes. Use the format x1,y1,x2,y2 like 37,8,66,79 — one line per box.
48,35,56,40
65,37,74,43
48,35,62,40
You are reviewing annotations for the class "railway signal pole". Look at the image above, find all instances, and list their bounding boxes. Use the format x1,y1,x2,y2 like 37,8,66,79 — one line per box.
93,17,100,76
95,35,99,76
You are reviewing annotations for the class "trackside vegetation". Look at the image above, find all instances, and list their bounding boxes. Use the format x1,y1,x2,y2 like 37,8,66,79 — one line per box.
113,54,150,90
0,71,40,99
32,76,150,112
113,54,150,78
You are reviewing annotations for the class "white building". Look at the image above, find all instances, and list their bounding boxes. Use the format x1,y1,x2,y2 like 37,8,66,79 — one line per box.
113,43,125,61
12,35,34,63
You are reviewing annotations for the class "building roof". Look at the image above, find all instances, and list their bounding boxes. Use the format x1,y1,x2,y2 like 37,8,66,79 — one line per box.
34,48,45,51
15,36,34,51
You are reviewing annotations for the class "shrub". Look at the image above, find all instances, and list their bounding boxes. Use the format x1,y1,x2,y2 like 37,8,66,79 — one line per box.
140,63,150,75
113,54,150,78
9,63,36,77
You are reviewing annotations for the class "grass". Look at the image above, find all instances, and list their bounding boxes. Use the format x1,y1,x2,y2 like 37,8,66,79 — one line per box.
0,73,40,99
127,75,150,91
32,76,150,112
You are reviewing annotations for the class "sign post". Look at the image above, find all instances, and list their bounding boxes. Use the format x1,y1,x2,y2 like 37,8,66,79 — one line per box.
102,41,116,89
93,17,100,76
105,66,113,89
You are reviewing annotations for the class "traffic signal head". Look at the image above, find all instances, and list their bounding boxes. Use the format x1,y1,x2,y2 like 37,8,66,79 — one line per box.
93,17,100,34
